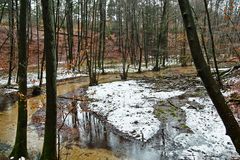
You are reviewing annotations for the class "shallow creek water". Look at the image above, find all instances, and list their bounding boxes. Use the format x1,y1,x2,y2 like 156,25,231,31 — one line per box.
0,80,167,160
0,78,239,160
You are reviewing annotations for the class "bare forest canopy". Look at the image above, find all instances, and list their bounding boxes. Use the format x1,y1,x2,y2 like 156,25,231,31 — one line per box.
0,0,239,74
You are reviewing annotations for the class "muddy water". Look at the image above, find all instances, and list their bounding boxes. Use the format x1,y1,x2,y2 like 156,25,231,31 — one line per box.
0,94,46,154
55,89,169,160
59,102,165,160
0,78,87,142
0,79,167,159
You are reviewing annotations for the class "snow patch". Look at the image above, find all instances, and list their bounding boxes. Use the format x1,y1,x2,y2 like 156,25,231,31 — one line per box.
0,67,88,93
225,77,240,85
174,97,239,159
87,80,184,141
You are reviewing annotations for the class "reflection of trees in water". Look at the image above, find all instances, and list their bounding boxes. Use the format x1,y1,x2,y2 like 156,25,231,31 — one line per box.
57,98,170,160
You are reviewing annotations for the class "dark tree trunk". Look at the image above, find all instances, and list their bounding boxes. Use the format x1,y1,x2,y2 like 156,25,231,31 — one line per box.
39,50,45,88
55,0,60,69
88,0,98,86
178,0,240,154
40,0,57,159
36,0,40,79
66,0,74,69
7,0,15,86
153,0,168,71
0,2,7,24
98,0,106,74
9,0,28,158
203,0,222,86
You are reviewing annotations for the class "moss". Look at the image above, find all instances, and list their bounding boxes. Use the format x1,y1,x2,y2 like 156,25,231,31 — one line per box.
170,112,177,117
155,109,166,118
180,123,189,129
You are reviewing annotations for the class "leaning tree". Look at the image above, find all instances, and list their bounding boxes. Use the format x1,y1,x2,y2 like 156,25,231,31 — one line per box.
178,0,240,154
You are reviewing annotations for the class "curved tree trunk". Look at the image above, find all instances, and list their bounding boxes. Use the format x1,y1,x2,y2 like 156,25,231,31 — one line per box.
178,0,240,154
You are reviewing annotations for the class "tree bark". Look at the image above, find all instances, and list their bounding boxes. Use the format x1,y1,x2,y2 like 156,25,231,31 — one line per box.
7,0,15,86
178,0,240,154
66,0,74,69
40,0,57,159
203,0,222,86
9,0,28,158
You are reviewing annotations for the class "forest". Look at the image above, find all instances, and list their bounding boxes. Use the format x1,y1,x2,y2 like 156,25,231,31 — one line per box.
0,0,240,159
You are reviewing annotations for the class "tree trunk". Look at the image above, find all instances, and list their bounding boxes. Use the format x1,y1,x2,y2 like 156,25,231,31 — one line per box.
178,0,240,154
203,0,222,86
9,0,28,158
40,0,57,159
36,0,40,79
66,0,74,69
98,0,106,74
7,0,15,86
153,0,168,71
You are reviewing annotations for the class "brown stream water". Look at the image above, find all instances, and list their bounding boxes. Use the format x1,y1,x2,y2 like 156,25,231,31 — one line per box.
0,79,166,160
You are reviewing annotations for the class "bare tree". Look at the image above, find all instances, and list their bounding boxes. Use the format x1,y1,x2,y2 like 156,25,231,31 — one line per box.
178,0,240,154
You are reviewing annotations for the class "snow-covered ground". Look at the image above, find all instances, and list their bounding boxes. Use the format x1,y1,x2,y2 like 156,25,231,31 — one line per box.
97,58,180,74
173,97,239,159
87,80,184,141
86,80,239,159
0,67,88,91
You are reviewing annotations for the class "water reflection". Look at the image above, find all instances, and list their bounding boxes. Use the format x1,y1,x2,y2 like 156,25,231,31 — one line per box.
58,94,167,160
0,95,16,111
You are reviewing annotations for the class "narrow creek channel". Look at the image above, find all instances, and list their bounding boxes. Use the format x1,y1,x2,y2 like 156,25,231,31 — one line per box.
0,78,239,160
0,79,166,160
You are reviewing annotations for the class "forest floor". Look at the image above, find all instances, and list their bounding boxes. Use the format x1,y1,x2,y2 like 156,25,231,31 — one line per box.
1,24,240,159
0,65,240,160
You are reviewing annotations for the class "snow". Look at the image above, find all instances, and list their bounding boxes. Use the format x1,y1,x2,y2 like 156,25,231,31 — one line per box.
173,97,239,159
87,80,184,141
9,157,25,160
96,64,154,73
224,77,240,85
211,67,230,72
0,67,88,93
2,88,18,94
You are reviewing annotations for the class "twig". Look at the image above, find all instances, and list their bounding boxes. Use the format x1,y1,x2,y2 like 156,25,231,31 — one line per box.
167,100,178,109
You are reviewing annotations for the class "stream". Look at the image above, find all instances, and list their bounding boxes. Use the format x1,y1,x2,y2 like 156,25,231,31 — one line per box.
0,77,240,160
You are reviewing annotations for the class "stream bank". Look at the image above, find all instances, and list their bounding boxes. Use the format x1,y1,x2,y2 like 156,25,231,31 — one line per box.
0,67,240,159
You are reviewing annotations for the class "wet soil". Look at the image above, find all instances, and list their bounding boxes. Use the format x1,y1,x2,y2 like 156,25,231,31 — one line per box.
1,66,239,159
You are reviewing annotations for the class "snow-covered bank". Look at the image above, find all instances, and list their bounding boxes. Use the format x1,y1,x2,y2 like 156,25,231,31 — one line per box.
173,97,239,159
87,79,239,159
0,67,88,92
87,80,184,141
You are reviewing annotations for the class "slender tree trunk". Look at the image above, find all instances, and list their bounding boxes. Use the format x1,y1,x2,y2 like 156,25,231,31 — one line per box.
153,0,168,71
39,52,45,88
28,0,32,41
142,10,148,68
0,2,7,24
180,30,187,67
55,0,60,69
76,0,81,70
8,0,15,86
36,0,40,79
160,0,169,68
201,15,210,65
178,0,240,154
88,0,98,86
98,0,106,74
40,0,57,159
9,0,28,158
66,0,74,69
203,0,222,86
